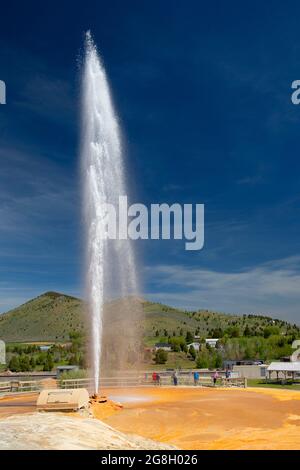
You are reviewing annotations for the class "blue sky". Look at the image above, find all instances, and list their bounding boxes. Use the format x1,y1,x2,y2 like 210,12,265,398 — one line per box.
0,1,300,323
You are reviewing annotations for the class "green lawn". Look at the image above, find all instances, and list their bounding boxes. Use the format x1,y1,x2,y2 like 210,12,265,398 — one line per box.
248,379,300,391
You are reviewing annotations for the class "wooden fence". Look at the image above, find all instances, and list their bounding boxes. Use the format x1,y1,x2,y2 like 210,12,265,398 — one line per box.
0,380,42,394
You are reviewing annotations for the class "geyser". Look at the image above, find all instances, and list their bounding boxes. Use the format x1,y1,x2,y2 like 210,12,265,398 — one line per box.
81,32,141,394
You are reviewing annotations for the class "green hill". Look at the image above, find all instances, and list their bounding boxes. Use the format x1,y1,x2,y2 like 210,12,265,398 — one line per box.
143,301,300,344
0,292,85,342
0,291,299,344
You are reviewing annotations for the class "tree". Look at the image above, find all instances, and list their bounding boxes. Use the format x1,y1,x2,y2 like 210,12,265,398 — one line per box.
43,353,54,371
196,351,209,369
212,328,224,338
264,326,280,338
226,326,240,338
9,355,20,372
244,325,252,337
30,356,36,369
19,355,30,372
155,349,168,364
186,331,193,344
214,352,223,369
189,345,196,360
69,330,84,353
169,336,186,352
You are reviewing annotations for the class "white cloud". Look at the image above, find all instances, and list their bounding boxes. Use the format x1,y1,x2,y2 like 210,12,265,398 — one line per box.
144,256,300,323
0,146,76,235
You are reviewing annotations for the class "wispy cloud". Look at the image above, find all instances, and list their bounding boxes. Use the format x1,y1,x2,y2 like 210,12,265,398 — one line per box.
144,256,300,323
162,183,185,192
0,146,76,235
14,75,76,123
237,174,263,185
0,144,80,312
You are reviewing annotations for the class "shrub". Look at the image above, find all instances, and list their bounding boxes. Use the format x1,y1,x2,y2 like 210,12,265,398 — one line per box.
155,348,168,364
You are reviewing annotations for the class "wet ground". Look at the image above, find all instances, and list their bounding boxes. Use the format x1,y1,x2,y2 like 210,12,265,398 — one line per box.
1,387,300,449
0,393,37,418
100,386,300,449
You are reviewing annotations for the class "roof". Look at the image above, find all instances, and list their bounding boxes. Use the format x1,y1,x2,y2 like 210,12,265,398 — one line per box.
56,365,79,370
234,363,267,368
268,362,300,372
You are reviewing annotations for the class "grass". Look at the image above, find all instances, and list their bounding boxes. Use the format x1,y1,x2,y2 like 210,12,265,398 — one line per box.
248,378,300,391
0,291,298,344
0,292,85,342
146,351,196,370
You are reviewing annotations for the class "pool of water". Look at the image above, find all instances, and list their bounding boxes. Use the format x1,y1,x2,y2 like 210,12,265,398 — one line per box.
108,394,152,404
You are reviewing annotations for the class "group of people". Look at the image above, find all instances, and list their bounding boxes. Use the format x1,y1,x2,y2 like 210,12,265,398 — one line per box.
151,368,232,387
151,371,179,386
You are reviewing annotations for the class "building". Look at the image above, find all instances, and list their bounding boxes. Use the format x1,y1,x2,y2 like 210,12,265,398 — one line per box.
224,359,263,369
56,365,79,378
205,338,219,348
39,345,53,352
154,343,172,352
187,342,201,352
267,362,300,381
233,364,268,379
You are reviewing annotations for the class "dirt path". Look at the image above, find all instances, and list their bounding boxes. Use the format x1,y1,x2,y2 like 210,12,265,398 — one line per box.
0,393,37,419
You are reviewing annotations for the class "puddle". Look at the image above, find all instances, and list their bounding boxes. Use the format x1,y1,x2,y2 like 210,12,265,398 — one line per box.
108,394,152,404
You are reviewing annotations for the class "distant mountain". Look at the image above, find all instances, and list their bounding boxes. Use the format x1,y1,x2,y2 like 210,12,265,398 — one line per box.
0,291,298,343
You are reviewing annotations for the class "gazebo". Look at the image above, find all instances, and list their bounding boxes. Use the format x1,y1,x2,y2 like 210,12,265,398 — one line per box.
267,362,300,382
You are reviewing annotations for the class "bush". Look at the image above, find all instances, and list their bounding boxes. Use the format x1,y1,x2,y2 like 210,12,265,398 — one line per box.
59,369,88,381
155,348,168,364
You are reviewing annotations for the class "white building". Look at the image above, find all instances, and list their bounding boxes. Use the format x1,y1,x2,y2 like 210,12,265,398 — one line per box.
205,338,219,348
233,364,268,379
187,342,201,352
154,343,172,352
267,362,300,380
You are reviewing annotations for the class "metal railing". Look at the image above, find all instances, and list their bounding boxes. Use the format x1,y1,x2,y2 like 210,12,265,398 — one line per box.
0,372,247,396
59,374,247,390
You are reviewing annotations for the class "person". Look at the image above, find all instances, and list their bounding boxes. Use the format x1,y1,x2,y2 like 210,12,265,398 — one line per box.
152,371,157,384
193,370,199,386
225,368,231,382
156,372,161,386
172,370,178,386
213,370,219,386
